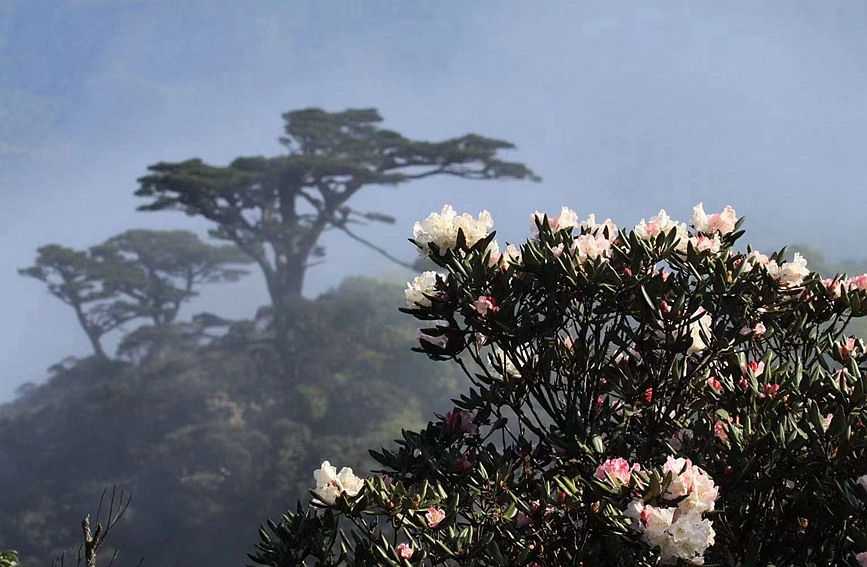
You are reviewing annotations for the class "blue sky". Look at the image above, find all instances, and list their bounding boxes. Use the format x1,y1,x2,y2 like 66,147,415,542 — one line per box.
2,0,867,400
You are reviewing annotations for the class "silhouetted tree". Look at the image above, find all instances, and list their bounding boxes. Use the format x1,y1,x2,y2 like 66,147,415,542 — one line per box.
19,245,136,360
135,107,538,358
91,229,252,327
20,231,252,359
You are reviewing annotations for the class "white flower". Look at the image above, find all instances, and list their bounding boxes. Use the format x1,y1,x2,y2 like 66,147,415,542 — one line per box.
766,253,810,287
642,505,675,550
857,474,867,492
405,271,442,307
413,205,493,256
580,213,618,239
690,203,737,235
313,461,364,505
659,510,715,565
529,206,579,238
685,310,713,355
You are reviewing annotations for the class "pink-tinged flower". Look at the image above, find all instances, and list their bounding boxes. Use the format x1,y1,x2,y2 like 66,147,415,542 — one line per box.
417,329,448,349
849,274,867,292
615,345,642,366
396,543,415,560
691,234,721,254
822,414,834,432
445,410,478,435
691,203,737,235
516,511,534,527
660,300,671,314
644,387,654,403
857,475,867,492
551,243,565,257
857,551,867,567
824,278,844,298
760,383,780,399
573,233,613,261
740,322,766,337
634,209,683,240
706,377,723,392
595,457,639,485
473,295,499,316
841,337,864,360
743,360,765,377
563,336,574,350
425,506,446,528
530,206,579,237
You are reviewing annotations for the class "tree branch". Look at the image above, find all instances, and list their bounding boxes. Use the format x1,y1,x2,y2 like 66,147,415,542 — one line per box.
335,225,415,271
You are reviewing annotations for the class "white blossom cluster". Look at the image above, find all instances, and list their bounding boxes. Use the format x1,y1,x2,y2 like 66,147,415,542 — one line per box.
766,253,810,287
413,204,493,257
312,460,364,505
404,271,442,308
625,457,718,565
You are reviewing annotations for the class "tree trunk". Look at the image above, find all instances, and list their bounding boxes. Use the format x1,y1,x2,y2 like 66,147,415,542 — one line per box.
267,259,306,375
74,304,109,361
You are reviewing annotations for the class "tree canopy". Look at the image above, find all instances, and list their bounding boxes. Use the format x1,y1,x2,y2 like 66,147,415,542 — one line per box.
20,230,252,359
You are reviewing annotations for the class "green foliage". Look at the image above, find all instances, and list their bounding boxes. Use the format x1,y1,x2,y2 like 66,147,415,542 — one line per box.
251,206,867,566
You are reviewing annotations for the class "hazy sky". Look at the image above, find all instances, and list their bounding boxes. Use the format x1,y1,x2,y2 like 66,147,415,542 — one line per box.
2,0,866,400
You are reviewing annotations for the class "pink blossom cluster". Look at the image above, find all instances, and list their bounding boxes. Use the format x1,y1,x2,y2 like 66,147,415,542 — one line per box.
425,506,445,528
445,409,478,435
595,457,640,486
824,274,867,298
625,457,718,564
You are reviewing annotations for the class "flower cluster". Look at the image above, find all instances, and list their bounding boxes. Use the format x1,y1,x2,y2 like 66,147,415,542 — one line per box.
595,457,640,486
412,204,493,257
529,206,579,238
625,457,719,565
404,270,442,308
312,461,364,505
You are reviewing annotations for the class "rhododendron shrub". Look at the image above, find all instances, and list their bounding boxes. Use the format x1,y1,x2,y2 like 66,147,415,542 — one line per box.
250,204,867,566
